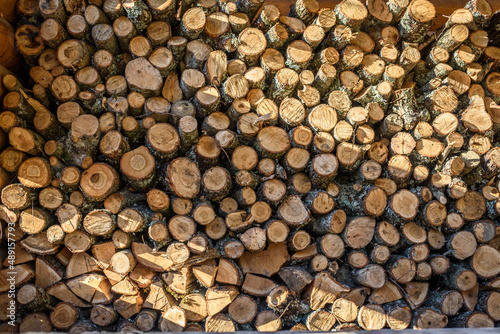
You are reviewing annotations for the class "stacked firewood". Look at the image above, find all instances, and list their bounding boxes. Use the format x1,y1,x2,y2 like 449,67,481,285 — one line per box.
1,0,500,331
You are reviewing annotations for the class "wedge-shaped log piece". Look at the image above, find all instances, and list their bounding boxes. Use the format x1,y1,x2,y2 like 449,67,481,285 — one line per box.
162,267,196,296
35,257,62,289
143,279,177,311
278,266,313,294
369,281,404,304
131,242,173,272
66,273,114,304
405,281,429,309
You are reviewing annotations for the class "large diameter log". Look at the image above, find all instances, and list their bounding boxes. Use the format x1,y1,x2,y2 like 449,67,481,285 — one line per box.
17,157,52,188
80,163,120,201
343,216,376,249
57,40,91,70
125,57,163,97
9,127,45,156
50,302,79,330
15,25,45,63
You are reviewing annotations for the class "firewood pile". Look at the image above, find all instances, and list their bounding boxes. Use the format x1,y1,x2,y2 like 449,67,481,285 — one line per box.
1,0,500,331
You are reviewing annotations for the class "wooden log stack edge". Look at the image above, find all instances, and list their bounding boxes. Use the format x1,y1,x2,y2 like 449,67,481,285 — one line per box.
1,0,500,332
